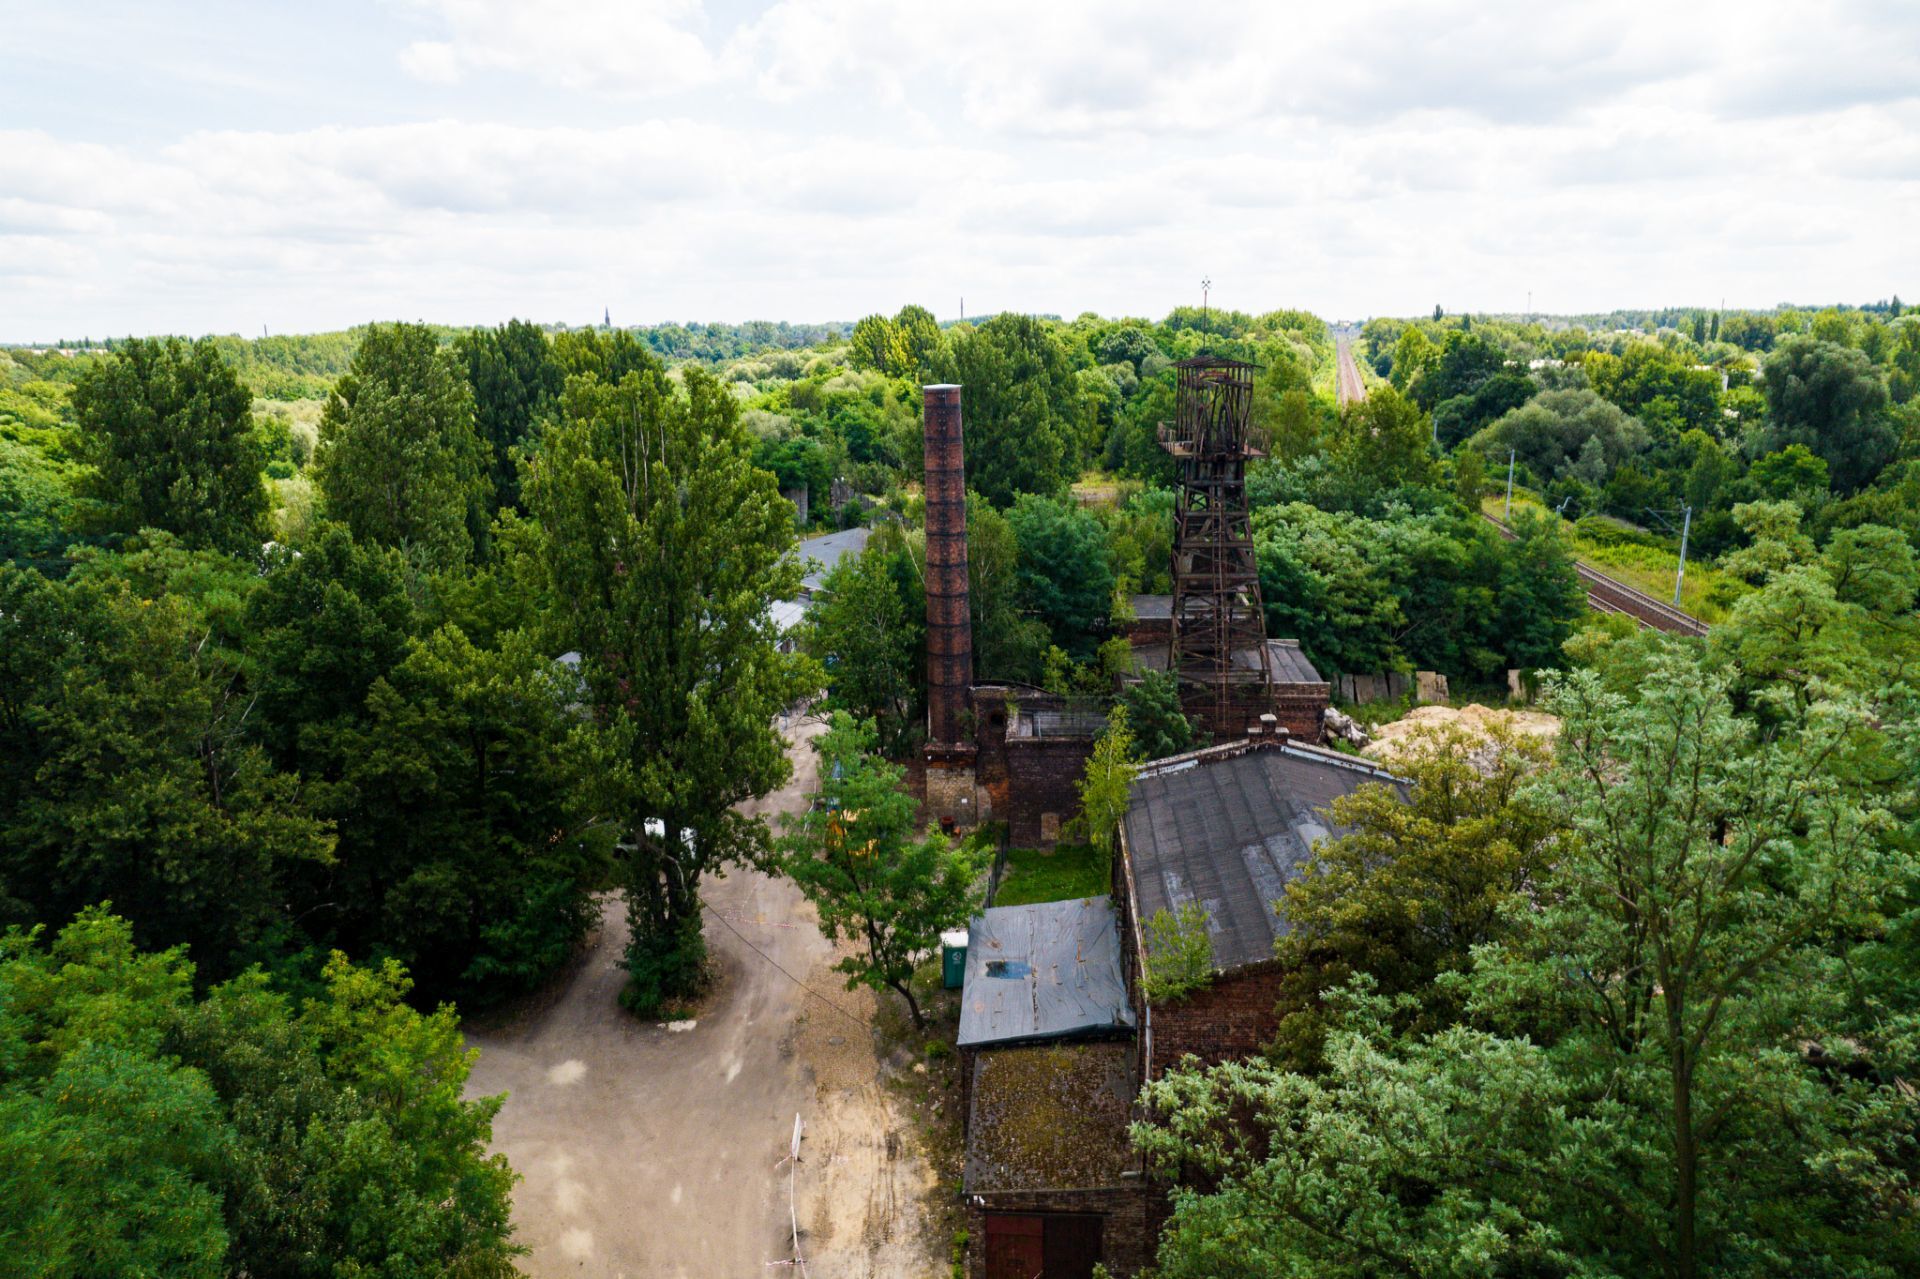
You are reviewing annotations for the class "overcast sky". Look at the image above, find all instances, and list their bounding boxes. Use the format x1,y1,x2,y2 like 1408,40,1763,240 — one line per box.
3,0,1916,339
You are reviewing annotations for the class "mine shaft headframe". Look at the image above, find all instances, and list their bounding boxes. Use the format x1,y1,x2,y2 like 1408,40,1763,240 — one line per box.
1160,355,1263,460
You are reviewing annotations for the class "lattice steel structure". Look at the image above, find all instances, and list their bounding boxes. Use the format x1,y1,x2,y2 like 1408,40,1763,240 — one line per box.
1161,356,1273,739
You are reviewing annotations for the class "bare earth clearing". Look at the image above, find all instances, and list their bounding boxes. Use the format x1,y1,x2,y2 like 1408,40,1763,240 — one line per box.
464,716,940,1278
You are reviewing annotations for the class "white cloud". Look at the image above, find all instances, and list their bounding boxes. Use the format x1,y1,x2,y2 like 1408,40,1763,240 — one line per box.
1,1,1916,337
392,0,719,95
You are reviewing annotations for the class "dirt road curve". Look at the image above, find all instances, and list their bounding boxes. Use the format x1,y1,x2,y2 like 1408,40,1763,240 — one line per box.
1334,330,1367,406
465,716,936,1278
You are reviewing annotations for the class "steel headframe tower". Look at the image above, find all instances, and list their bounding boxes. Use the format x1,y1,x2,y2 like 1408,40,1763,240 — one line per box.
1161,355,1273,739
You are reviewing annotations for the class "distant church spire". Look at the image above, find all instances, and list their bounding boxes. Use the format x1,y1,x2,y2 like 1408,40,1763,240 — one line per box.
604,306,611,329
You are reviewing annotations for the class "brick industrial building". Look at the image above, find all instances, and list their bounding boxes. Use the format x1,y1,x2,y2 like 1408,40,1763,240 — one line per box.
918,377,1330,843
927,374,1381,1276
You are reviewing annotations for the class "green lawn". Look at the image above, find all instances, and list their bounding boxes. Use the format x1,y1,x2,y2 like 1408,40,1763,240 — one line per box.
993,843,1109,907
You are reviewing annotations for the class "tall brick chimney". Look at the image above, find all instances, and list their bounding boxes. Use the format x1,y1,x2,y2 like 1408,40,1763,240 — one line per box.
923,384,972,747
922,384,977,828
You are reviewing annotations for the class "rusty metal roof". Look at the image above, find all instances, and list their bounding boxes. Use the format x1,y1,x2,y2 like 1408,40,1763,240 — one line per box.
957,896,1135,1049
1123,741,1402,973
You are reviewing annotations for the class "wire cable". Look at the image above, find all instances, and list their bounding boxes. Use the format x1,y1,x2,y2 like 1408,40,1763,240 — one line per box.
697,895,869,1028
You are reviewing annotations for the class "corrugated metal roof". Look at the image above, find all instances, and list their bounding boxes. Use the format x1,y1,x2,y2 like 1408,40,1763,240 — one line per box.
957,896,1136,1049
1123,743,1402,973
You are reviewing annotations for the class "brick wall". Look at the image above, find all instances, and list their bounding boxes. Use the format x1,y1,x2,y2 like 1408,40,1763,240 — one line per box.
967,1186,1154,1279
1002,736,1093,848
1271,684,1329,742
925,750,979,828
1147,962,1287,1075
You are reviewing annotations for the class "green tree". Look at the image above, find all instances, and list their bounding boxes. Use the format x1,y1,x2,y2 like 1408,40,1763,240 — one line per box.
1142,901,1214,1003
0,911,230,1278
1472,387,1650,483
1389,326,1436,391
1268,724,1556,1071
892,304,945,380
169,956,523,1279
1762,335,1895,492
1749,442,1831,498
69,336,269,553
1496,509,1584,669
804,534,925,757
1138,650,1920,1279
1007,493,1116,658
848,314,906,376
0,567,331,973
965,493,1051,683
456,317,563,516
942,314,1082,506
1328,385,1436,494
777,713,981,1027
1120,668,1198,761
526,355,818,1015
335,625,615,1003
1076,704,1136,859
316,322,488,569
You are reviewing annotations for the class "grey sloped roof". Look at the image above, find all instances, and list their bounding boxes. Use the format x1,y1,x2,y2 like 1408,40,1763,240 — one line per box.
1123,742,1402,973
1129,593,1173,620
794,526,871,593
957,896,1136,1049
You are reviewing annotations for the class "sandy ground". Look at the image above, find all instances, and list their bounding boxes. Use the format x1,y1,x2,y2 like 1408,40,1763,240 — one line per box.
1362,702,1560,766
464,715,939,1279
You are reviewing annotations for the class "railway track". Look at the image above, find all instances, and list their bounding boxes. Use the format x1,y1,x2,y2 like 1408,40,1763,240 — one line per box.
1334,331,1368,406
1482,512,1711,636
1331,329,1707,636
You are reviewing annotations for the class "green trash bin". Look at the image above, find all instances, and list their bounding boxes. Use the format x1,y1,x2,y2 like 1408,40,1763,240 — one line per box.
941,929,969,990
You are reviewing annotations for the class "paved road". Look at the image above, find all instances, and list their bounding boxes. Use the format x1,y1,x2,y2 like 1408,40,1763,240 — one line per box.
464,718,933,1278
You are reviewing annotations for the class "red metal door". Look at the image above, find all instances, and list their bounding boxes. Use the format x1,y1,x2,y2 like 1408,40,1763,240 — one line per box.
984,1213,1044,1279
1042,1214,1103,1278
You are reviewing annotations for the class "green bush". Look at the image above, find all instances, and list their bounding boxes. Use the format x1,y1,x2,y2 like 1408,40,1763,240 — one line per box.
1143,901,1214,1002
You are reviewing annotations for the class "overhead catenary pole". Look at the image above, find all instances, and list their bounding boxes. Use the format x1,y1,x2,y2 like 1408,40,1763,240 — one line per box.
1504,449,1516,521
1673,504,1692,607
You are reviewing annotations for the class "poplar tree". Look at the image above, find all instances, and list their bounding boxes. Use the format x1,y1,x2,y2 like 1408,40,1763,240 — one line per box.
526,345,817,1014
315,323,487,569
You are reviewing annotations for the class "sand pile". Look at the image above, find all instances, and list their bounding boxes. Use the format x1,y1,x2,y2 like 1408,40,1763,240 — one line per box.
1361,703,1560,768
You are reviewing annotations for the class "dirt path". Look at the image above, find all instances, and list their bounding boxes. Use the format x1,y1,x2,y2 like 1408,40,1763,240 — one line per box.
464,716,939,1278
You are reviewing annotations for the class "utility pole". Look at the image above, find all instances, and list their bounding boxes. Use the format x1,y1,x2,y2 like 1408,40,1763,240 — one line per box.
1673,504,1692,606
1504,449,1516,521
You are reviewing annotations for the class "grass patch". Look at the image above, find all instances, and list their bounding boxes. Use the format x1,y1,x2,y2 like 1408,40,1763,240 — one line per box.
993,843,1108,907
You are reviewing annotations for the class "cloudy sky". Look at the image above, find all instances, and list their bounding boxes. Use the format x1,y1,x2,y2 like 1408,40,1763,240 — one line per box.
3,0,1916,339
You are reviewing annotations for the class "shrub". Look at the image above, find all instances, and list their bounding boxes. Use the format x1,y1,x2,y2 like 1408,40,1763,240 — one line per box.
1142,902,1214,1002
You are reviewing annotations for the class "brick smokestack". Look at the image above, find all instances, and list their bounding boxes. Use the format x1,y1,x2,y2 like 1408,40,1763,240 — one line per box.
923,384,972,747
